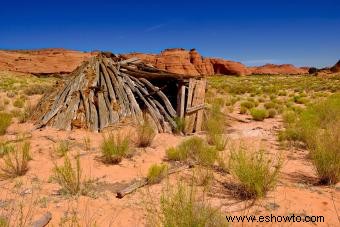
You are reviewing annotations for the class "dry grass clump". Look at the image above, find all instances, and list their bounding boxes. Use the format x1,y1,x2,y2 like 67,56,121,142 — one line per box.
23,84,53,96
280,93,340,184
166,137,218,166
0,112,12,135
250,108,268,121
240,101,255,110
146,182,228,227
0,142,31,179
147,163,168,184
0,141,14,158
13,98,25,108
136,117,156,147
267,108,277,118
229,147,282,198
52,155,85,195
54,140,70,157
205,102,228,151
101,132,131,164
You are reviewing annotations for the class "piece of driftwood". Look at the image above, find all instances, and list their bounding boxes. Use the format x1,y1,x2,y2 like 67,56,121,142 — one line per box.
116,165,189,198
31,212,52,227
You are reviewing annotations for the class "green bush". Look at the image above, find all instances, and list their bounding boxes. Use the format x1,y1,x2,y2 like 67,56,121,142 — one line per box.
136,117,156,147
264,102,276,109
229,148,282,198
101,133,131,164
147,163,168,184
156,183,229,227
250,108,268,121
166,137,218,166
0,142,31,179
53,155,83,195
0,113,12,135
13,98,25,108
239,106,247,114
240,101,254,109
267,108,277,118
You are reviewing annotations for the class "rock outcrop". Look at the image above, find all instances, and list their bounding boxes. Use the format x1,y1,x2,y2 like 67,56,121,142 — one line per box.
330,60,340,73
0,48,93,74
249,64,308,75
124,48,250,76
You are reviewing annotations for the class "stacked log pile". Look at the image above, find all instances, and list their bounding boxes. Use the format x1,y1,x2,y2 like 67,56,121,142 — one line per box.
33,53,201,133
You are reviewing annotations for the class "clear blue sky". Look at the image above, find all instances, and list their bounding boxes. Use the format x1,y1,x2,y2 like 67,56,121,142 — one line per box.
1,0,339,67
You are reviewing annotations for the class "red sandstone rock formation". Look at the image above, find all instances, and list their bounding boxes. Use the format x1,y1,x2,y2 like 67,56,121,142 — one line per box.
249,64,308,75
0,48,93,74
330,60,340,73
124,48,250,76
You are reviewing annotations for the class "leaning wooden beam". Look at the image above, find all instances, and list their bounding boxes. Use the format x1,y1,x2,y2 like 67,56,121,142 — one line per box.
116,165,189,198
139,78,177,117
30,212,52,227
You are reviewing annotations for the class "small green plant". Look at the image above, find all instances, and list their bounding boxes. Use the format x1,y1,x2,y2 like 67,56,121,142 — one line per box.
13,98,25,108
52,155,84,195
101,133,131,164
264,102,276,109
229,147,282,198
147,163,168,184
267,108,277,118
166,137,218,166
136,117,156,147
0,142,31,179
0,112,12,135
250,108,268,121
153,183,228,227
240,101,254,109
18,102,34,123
174,117,186,134
0,141,14,158
54,140,70,157
239,106,247,114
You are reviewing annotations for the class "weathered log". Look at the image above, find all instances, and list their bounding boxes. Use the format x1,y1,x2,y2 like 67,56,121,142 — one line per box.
31,212,52,227
116,165,189,198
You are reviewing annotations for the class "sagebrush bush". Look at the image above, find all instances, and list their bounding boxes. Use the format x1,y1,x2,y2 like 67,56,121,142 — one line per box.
54,140,70,157
267,108,277,118
280,93,340,184
147,163,168,184
101,133,131,164
0,112,12,135
250,108,268,121
240,101,254,109
136,117,156,147
166,137,218,166
0,142,31,179
53,155,83,195
153,183,229,227
229,148,282,198
13,98,25,108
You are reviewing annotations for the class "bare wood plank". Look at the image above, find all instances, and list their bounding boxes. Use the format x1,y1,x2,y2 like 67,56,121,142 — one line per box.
186,103,205,114
98,91,110,130
100,62,116,102
184,79,197,133
31,212,52,227
88,90,99,132
180,84,186,118
195,79,206,132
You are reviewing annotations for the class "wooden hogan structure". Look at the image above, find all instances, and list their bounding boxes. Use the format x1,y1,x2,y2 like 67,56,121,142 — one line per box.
33,52,207,134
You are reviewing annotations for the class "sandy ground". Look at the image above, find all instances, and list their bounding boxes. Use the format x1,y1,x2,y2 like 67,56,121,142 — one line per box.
0,110,339,226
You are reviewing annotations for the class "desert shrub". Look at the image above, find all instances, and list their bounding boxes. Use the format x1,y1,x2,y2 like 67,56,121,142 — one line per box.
166,137,218,166
13,98,25,108
264,102,276,109
0,141,14,158
239,106,247,114
258,97,265,103
278,90,287,96
0,142,31,179
310,123,340,184
147,163,168,184
101,133,131,164
240,101,254,109
205,102,227,150
18,102,34,123
267,108,277,118
0,113,12,135
229,148,282,198
54,140,70,157
250,108,268,121
4,99,10,105
136,117,156,147
152,183,228,227
174,117,186,134
23,84,53,96
52,155,83,195
83,136,91,151
280,93,340,184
